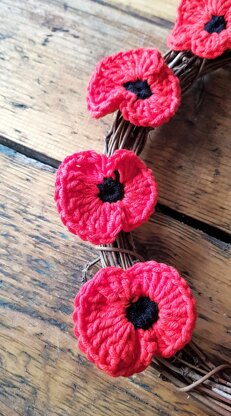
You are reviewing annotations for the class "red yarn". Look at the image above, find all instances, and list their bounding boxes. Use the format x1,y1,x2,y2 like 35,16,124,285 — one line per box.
73,261,196,377
168,0,231,59
86,48,181,128
55,150,158,245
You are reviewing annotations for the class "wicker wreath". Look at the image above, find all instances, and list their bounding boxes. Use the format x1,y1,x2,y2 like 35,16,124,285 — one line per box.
55,1,231,414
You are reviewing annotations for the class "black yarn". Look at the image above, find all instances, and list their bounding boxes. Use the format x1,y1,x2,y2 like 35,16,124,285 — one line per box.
97,170,124,203
126,297,159,330
204,15,226,34
124,79,152,100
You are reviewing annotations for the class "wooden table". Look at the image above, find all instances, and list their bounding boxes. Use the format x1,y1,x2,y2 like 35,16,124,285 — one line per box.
0,1,230,415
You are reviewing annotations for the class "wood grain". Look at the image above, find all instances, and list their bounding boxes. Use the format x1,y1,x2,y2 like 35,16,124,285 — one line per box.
0,0,230,231
0,146,230,416
104,0,178,23
1,0,231,415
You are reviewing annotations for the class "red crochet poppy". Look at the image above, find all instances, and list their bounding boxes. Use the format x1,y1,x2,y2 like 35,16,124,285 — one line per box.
168,0,231,59
73,261,196,377
87,48,181,128
55,150,157,245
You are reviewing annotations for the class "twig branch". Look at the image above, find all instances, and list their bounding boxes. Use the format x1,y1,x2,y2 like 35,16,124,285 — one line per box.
84,49,231,415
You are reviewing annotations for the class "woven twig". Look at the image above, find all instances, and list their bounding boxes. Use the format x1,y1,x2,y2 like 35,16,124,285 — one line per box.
87,50,231,415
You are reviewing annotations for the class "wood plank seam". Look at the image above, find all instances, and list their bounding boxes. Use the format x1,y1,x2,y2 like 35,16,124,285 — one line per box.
0,1,230,414
0,137,230,245
88,0,173,29
0,0,229,232
0,135,60,169
1,143,230,415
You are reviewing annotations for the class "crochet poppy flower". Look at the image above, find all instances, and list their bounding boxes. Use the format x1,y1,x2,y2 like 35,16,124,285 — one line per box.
87,48,181,128
73,261,196,377
168,0,231,59
55,150,157,245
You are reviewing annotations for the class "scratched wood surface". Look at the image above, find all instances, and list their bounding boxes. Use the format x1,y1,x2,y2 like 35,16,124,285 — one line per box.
1,147,230,416
0,0,230,416
0,0,231,231
106,0,179,22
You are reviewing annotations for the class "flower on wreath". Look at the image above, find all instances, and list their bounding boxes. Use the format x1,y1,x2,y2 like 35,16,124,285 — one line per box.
168,0,231,59
55,149,157,245
87,48,181,128
73,261,196,377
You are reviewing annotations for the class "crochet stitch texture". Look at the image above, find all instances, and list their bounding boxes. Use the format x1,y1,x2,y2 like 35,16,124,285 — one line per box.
168,0,231,59
87,48,181,127
55,149,158,245
73,261,196,377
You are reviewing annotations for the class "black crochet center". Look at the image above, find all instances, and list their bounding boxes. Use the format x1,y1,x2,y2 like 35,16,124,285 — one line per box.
126,297,159,330
204,15,226,34
97,170,124,203
124,80,152,100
